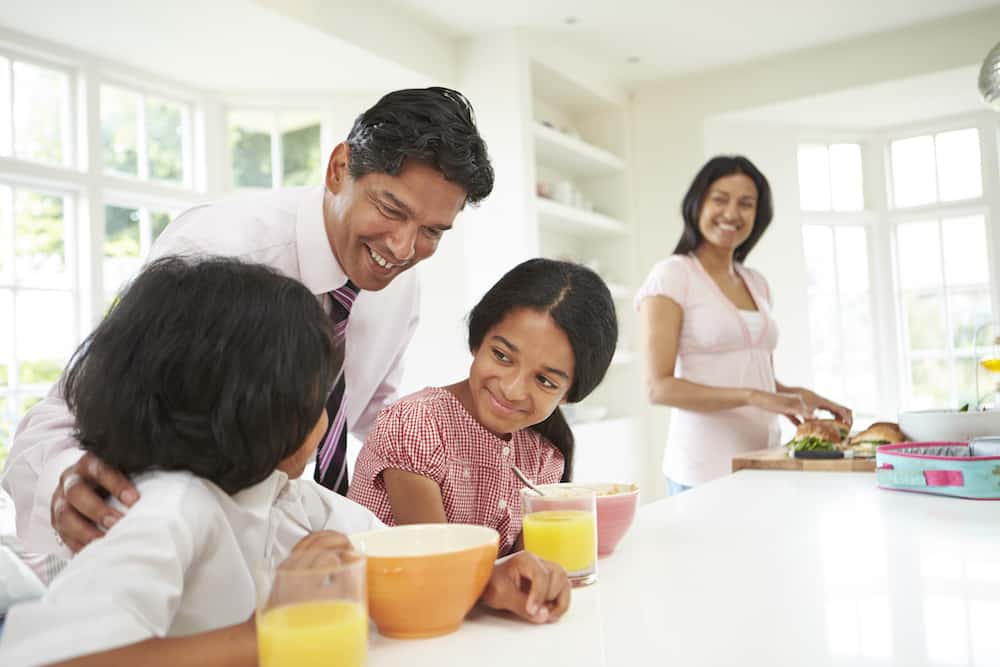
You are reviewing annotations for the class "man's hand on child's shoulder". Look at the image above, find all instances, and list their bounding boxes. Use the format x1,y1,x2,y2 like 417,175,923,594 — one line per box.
480,551,571,624
51,452,139,553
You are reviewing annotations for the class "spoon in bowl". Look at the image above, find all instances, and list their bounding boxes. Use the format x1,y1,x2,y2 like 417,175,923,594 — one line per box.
511,464,545,496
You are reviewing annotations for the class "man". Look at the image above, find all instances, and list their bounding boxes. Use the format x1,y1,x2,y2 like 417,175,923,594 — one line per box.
2,87,570,624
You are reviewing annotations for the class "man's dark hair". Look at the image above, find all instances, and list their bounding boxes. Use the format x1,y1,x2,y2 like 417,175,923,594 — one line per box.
63,256,338,494
346,87,494,205
674,155,774,263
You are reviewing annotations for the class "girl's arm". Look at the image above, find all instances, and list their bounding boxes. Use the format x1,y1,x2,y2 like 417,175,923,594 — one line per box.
382,469,448,524
52,620,256,667
640,296,811,419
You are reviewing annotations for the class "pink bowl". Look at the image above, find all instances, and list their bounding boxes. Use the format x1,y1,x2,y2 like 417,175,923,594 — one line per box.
578,483,640,556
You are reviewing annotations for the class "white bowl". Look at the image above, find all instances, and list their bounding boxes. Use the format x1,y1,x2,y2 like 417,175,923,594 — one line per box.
898,408,1000,442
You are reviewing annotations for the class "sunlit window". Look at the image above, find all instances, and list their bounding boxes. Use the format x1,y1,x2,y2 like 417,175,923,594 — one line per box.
103,204,175,307
0,57,72,167
228,110,324,189
797,143,864,212
100,84,190,185
890,128,982,208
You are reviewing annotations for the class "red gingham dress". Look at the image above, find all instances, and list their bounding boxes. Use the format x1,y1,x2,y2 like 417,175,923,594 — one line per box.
347,387,565,555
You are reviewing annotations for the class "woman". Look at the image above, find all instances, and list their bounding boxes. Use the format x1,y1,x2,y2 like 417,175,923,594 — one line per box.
636,156,851,494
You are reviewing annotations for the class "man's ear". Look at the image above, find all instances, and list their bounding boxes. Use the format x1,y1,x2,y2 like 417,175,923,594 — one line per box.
325,142,350,194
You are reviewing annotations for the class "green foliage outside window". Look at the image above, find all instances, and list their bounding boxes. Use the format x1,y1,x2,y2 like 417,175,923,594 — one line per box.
104,206,141,258
15,191,64,264
231,127,272,188
147,99,183,183
282,123,322,186
19,358,64,385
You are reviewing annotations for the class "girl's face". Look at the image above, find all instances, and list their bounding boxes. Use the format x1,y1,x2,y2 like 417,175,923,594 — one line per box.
466,308,575,437
697,172,758,253
278,408,329,478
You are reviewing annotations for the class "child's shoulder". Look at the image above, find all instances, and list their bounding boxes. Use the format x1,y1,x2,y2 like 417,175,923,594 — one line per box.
379,386,462,422
123,471,225,521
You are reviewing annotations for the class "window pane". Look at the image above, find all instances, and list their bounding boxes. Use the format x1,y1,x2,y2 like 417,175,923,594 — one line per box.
101,85,139,176
949,290,993,351
935,128,982,202
955,357,979,410
0,289,10,387
13,61,68,166
0,57,10,155
15,190,68,288
910,358,951,409
941,215,988,287
15,290,74,386
230,111,272,188
151,210,171,240
891,135,936,208
147,97,184,183
803,225,836,292
0,185,11,283
281,114,322,187
798,145,831,211
829,144,863,211
104,205,141,303
905,292,946,350
835,227,870,296
0,395,10,467
844,361,879,416
896,221,942,290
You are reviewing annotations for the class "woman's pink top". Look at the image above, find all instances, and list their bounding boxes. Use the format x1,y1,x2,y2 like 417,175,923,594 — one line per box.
635,254,781,486
347,387,564,554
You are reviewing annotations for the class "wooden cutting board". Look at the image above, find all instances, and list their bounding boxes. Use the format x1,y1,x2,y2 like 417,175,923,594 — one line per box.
732,447,876,473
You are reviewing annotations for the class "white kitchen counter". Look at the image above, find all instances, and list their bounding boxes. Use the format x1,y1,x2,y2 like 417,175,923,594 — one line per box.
369,470,1000,666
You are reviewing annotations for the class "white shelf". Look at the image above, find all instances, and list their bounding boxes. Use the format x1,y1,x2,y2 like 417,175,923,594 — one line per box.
532,121,626,178
535,197,627,238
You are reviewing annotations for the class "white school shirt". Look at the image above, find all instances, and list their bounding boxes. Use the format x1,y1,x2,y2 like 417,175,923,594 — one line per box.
1,186,420,554
0,470,383,667
635,254,781,486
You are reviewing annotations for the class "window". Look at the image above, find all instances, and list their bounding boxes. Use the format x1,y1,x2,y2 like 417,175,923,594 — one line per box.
889,128,982,208
103,203,174,306
894,216,994,410
797,143,864,212
228,110,324,189
0,56,73,167
0,183,79,463
100,84,191,185
802,224,880,417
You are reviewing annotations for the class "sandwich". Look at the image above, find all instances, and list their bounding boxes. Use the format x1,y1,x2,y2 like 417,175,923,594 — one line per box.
847,422,906,457
787,419,849,452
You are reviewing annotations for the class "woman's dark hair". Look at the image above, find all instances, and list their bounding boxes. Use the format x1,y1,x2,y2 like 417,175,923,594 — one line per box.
63,256,338,495
673,155,774,263
468,259,618,481
346,86,494,205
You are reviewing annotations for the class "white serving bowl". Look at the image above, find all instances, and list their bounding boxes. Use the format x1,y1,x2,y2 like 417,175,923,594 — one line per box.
898,408,1000,442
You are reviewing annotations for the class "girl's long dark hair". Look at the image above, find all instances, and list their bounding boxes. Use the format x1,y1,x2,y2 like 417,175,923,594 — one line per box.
468,259,617,481
673,155,774,263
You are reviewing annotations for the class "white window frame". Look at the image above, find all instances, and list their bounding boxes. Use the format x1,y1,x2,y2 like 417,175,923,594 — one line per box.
797,113,1000,418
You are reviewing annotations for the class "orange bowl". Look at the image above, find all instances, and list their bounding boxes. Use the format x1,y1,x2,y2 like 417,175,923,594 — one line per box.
349,524,499,639
576,482,640,555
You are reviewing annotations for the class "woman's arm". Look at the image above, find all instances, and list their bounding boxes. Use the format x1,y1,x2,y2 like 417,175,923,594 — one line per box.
53,620,256,667
640,296,811,418
382,469,448,524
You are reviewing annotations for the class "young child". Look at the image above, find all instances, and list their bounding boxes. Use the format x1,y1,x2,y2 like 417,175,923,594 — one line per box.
348,258,618,554
0,257,570,667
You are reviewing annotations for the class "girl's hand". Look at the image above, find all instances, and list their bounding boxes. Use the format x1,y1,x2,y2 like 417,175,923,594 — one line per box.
749,390,813,424
480,551,571,623
280,531,355,570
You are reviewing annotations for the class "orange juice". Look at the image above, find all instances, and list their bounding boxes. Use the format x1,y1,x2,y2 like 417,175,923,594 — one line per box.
258,600,367,667
522,510,596,573
981,358,1000,373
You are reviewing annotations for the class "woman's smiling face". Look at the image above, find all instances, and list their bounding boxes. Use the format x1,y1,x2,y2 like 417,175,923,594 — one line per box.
465,308,575,438
696,172,758,253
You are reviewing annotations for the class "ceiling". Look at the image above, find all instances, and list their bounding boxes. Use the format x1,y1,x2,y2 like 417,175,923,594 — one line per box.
0,0,424,94
392,0,1000,86
712,66,986,130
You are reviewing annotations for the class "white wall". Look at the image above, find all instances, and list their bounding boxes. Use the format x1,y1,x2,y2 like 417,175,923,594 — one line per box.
629,6,1000,493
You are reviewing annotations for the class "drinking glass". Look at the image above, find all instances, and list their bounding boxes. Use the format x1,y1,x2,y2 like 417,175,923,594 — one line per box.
521,486,598,586
257,551,367,667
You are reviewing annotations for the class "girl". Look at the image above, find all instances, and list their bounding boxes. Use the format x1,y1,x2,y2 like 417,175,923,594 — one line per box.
349,258,618,554
636,156,852,494
0,257,569,667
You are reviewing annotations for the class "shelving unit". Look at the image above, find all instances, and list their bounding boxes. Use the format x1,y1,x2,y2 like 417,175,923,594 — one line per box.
535,197,627,238
532,121,626,177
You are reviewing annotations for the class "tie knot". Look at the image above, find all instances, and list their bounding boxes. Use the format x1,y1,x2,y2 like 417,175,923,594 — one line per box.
329,280,359,314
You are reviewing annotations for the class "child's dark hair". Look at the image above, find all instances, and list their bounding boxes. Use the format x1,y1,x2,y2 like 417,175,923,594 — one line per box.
63,256,338,494
468,259,618,481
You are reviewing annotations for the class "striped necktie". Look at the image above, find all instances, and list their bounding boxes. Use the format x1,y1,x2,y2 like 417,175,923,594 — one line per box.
314,280,358,495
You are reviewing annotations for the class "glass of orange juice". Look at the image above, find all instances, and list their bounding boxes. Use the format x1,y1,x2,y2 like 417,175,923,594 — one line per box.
521,486,598,586
257,551,367,667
